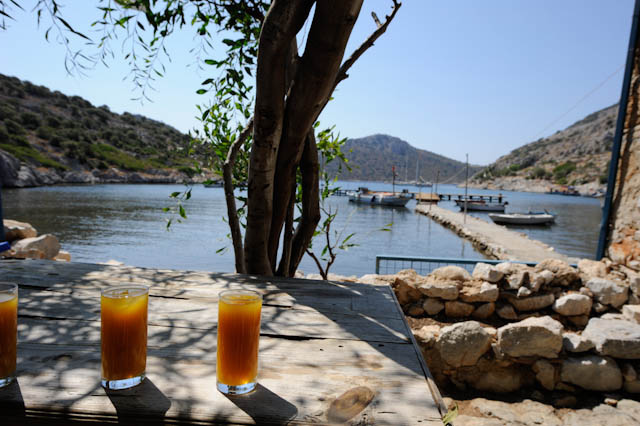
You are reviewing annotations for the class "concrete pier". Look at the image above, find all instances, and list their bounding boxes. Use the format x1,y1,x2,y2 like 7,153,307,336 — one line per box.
415,204,579,263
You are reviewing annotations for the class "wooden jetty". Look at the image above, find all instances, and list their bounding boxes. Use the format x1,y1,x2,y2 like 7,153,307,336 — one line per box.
438,193,505,203
0,259,446,425
415,192,440,204
415,204,579,263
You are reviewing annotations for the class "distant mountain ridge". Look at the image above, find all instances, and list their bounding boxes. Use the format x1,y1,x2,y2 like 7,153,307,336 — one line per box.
327,134,482,184
472,104,616,193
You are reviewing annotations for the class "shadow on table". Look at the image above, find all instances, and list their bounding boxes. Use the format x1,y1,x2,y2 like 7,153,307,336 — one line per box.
0,379,26,422
105,378,171,423
224,383,297,425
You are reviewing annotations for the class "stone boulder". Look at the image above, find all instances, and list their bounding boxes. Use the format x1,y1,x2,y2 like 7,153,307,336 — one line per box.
623,305,640,323
563,332,595,353
582,318,640,359
552,294,592,316
503,293,555,311
532,359,556,390
472,263,503,283
535,259,579,286
497,316,563,358
396,269,422,285
506,271,529,290
418,280,459,300
444,301,474,318
496,304,518,320
393,277,423,306
578,259,609,279
0,150,20,187
586,277,629,308
472,302,495,320
458,358,533,393
422,298,444,315
435,321,492,367
3,219,37,242
560,355,622,391
429,265,471,282
413,325,440,348
495,262,530,276
459,281,499,303
11,234,60,260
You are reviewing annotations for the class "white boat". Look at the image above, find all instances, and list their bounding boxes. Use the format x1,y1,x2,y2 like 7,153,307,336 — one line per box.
455,199,507,212
348,188,412,207
488,211,556,225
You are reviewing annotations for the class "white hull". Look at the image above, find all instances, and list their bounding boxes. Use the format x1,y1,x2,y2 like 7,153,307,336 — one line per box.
348,192,411,207
455,200,506,212
489,213,555,225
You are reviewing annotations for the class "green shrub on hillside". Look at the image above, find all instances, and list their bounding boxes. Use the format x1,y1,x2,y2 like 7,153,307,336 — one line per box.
90,143,150,171
553,161,576,182
36,126,53,140
529,166,551,180
0,142,68,170
20,112,41,130
5,119,25,135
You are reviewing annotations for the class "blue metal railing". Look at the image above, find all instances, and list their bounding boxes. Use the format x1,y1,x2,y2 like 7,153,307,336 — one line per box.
375,255,539,275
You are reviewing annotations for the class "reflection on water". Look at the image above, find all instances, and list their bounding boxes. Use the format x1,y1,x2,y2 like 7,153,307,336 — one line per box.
1,182,601,276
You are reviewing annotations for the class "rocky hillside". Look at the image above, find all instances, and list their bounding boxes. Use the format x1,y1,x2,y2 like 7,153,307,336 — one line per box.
471,104,617,194
327,134,482,183
0,74,205,188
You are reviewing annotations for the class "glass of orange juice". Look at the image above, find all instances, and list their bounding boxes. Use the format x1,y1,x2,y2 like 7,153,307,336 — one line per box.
217,289,262,395
0,283,18,388
101,285,149,390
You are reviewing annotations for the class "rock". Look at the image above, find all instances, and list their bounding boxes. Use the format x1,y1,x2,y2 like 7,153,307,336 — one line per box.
496,304,518,320
3,219,37,241
472,263,503,283
624,379,640,393
605,397,619,407
552,294,593,316
429,265,471,282
517,286,532,298
586,277,629,308
567,315,589,328
495,262,529,276
11,234,60,259
601,312,626,320
563,332,595,352
0,150,21,187
393,277,423,306
396,268,421,285
622,363,637,382
413,325,440,348
54,250,71,262
444,301,474,318
459,281,498,303
539,269,554,285
418,279,459,300
451,415,503,426
497,316,563,358
435,321,492,368
506,271,529,290
406,304,424,316
468,398,519,423
503,292,555,311
578,259,609,279
617,399,640,420
582,318,640,359
535,259,579,286
561,355,622,391
554,395,577,408
532,359,556,390
422,298,444,316
594,302,609,313
527,272,546,293
623,305,640,323
472,302,495,320
630,274,640,295
357,274,394,285
459,359,532,393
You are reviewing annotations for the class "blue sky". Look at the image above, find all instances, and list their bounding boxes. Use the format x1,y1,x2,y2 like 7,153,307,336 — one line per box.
0,1,634,165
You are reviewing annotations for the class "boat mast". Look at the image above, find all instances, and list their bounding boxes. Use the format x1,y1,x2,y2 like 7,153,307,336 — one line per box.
464,153,469,224
392,165,396,195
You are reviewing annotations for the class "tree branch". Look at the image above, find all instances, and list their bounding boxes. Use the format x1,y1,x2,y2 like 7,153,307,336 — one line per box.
331,0,401,95
223,117,253,274
276,179,296,276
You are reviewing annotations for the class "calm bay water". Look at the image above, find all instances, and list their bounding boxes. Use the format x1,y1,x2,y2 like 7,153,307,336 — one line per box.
1,182,602,276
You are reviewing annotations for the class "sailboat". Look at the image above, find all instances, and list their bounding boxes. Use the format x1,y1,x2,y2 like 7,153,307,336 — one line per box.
347,165,413,207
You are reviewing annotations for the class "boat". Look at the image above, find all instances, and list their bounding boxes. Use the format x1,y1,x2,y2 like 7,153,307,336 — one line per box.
455,199,507,212
548,185,580,196
348,187,412,207
488,211,556,225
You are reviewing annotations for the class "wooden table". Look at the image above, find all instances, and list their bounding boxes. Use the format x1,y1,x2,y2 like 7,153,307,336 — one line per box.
0,259,444,424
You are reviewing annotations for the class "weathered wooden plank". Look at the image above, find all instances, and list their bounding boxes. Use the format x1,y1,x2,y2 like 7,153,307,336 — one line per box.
2,337,441,425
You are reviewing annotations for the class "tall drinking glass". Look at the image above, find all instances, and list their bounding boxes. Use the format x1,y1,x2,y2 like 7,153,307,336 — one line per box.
0,283,17,388
216,289,262,395
101,285,149,390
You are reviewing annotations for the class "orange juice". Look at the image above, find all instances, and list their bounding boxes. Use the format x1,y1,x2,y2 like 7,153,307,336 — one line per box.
216,290,262,394
0,284,18,387
101,285,148,389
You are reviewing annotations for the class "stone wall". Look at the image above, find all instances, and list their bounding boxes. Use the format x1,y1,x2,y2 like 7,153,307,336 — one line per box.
608,38,640,271
366,259,640,395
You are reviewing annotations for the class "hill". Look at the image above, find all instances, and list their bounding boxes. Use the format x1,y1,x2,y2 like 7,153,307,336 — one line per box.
0,74,204,188
327,134,482,183
471,104,617,194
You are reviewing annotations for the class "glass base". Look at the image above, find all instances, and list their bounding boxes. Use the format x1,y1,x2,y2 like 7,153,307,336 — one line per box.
0,374,15,388
101,373,145,390
217,381,256,395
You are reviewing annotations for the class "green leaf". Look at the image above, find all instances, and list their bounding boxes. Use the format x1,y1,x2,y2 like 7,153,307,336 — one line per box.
179,205,187,219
